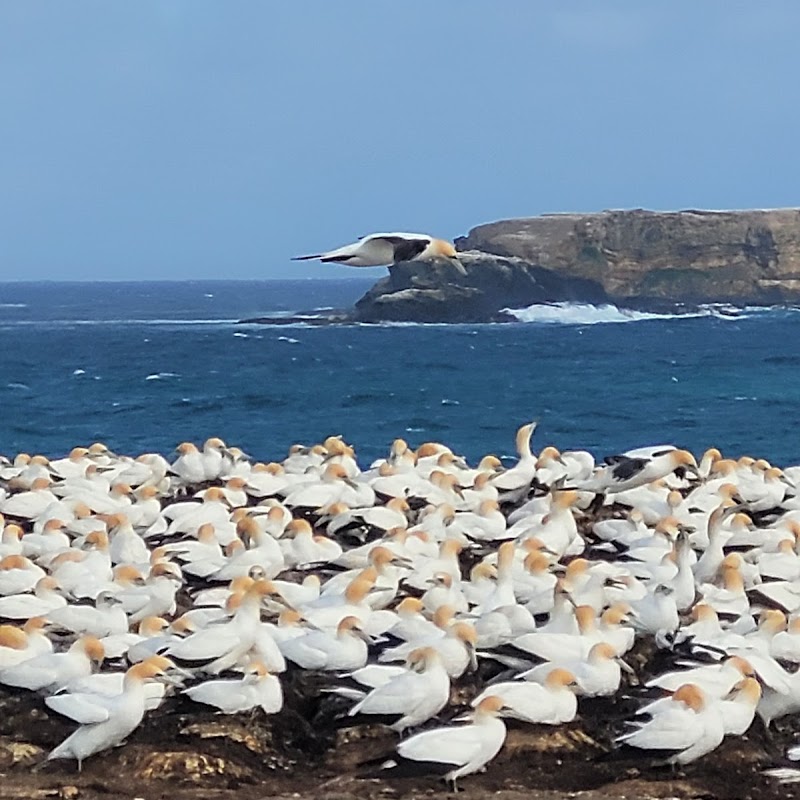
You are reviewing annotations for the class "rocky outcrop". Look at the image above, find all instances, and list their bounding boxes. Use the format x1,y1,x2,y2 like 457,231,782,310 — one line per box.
351,252,608,323
458,208,800,304
352,209,800,323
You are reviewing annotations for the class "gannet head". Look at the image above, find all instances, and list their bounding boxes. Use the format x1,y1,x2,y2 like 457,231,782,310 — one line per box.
691,603,718,622
127,655,175,683
408,646,438,671
477,455,502,472
138,616,169,636
727,656,756,679
432,605,456,629
470,562,498,581
474,695,505,715
759,609,787,634
23,617,50,634
588,642,617,662
395,597,425,614
536,446,565,468
515,422,537,459
545,668,579,690
0,554,29,570
575,605,597,633
727,677,761,705
344,576,375,604
337,616,369,642
80,636,106,664
286,519,313,538
671,683,706,712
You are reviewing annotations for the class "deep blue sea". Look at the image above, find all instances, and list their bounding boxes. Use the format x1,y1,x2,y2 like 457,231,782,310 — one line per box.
1,279,799,468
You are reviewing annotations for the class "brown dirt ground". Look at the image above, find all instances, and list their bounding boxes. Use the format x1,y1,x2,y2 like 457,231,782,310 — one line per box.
3,673,800,800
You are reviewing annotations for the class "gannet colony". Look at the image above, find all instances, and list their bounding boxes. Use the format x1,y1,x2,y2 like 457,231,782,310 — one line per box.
2,426,800,793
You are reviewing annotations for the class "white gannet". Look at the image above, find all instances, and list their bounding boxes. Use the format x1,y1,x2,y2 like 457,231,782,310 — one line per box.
472,668,578,724
646,655,756,696
47,591,129,638
489,423,537,500
720,676,761,734
183,661,283,714
0,635,105,693
617,683,725,765
0,617,52,668
279,615,370,671
0,554,46,595
46,656,175,771
346,646,450,732
165,580,285,674
292,232,462,271
0,575,68,620
382,695,507,790
580,448,698,495
519,642,625,697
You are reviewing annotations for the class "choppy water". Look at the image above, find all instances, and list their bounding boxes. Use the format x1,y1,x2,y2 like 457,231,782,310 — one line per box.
1,280,799,467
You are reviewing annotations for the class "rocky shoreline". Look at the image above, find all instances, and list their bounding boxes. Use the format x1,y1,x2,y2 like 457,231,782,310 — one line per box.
243,208,800,324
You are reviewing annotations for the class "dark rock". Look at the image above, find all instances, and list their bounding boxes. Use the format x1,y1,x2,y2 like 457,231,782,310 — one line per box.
351,252,609,323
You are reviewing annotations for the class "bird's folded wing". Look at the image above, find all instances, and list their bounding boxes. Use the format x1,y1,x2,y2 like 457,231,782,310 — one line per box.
168,628,238,660
45,693,112,724
398,725,483,766
352,673,421,715
186,682,249,711
618,708,697,750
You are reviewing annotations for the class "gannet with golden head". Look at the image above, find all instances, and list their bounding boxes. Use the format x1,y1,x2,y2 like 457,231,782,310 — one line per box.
293,232,464,272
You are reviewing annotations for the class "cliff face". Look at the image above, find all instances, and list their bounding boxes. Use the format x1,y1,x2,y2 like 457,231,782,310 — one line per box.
351,209,800,323
458,208,800,303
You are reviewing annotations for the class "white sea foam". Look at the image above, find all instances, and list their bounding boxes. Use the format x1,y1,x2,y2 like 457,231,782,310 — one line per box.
0,303,27,308
277,336,300,344
145,372,180,381
72,369,86,376
504,302,753,325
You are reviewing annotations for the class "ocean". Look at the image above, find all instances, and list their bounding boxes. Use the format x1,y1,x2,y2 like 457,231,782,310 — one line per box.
1,279,799,468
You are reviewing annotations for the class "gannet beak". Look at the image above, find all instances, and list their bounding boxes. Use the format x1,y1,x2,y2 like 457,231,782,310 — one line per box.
356,627,374,644
615,657,635,675
449,256,467,276
467,643,478,673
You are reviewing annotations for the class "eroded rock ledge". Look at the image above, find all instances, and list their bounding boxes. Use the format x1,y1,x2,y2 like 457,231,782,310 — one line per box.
349,209,800,323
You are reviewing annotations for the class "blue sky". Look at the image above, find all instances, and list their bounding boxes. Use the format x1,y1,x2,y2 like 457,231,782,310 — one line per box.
1,2,799,281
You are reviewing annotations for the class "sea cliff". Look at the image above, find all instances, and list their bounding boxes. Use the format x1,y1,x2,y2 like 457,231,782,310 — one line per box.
350,208,800,323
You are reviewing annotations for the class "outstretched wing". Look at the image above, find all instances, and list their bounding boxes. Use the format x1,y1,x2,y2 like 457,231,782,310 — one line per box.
381,236,430,263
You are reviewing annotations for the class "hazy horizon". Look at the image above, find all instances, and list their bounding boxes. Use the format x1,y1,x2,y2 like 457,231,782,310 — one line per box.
2,2,799,282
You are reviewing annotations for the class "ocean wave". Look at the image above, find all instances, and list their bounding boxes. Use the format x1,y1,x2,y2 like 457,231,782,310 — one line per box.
504,302,754,325
0,318,241,327
145,372,180,381
0,303,27,308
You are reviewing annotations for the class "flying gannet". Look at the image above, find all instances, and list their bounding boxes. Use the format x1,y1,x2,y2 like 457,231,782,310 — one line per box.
292,232,465,273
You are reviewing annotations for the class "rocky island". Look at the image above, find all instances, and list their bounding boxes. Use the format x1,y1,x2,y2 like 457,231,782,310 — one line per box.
348,208,800,323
